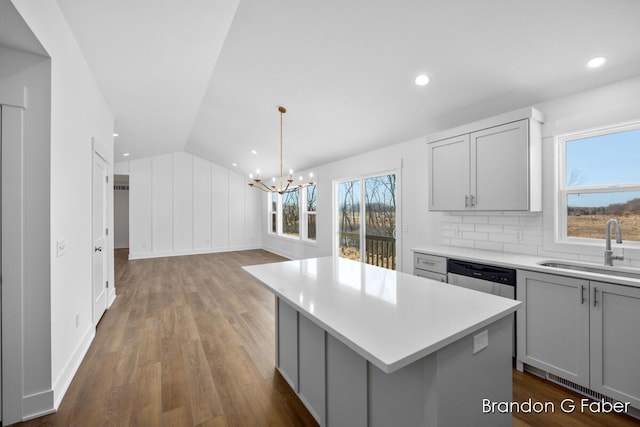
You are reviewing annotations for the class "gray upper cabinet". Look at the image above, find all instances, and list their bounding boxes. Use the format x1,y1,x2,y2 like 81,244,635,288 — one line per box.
427,108,543,212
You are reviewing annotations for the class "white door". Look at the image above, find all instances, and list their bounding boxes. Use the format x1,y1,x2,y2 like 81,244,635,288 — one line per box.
92,151,108,324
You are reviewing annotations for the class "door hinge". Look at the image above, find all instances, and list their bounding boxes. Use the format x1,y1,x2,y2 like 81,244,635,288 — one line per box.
105,228,109,236
106,280,109,288
106,175,109,183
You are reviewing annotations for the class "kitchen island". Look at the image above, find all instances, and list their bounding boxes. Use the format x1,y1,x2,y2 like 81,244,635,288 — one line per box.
243,256,521,426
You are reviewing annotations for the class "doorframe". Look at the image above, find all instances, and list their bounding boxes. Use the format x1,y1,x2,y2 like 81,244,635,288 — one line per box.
333,167,402,270
91,138,110,324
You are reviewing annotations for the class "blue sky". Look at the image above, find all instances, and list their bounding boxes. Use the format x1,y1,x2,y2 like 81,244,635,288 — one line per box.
566,129,640,207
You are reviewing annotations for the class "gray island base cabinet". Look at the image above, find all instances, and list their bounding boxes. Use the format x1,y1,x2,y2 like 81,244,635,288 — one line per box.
244,257,520,427
277,298,512,427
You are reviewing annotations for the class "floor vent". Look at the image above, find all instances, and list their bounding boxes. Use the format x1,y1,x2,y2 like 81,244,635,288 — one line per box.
546,373,640,420
547,373,608,402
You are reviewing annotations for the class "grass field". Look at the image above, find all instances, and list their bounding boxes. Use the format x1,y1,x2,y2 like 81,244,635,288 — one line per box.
568,214,640,241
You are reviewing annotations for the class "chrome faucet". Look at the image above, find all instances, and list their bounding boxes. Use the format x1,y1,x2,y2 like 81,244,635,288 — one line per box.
604,218,623,266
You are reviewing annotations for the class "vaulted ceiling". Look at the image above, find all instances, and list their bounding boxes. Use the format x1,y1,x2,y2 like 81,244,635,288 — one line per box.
54,0,640,178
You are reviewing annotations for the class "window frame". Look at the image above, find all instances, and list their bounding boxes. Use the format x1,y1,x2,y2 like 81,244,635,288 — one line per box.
556,120,640,245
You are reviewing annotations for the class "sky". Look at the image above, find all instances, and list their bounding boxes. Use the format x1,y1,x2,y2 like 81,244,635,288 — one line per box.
566,128,640,207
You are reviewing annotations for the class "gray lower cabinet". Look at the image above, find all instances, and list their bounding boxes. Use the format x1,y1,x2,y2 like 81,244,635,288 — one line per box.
277,298,299,390
518,271,640,409
516,270,590,387
590,281,640,408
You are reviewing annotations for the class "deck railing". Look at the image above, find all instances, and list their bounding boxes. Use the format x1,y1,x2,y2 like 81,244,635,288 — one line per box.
339,232,396,270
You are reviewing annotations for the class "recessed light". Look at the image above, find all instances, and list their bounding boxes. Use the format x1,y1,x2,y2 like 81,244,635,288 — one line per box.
251,150,257,155
123,153,130,157
232,162,238,167
113,133,119,137
415,74,430,86
587,57,606,68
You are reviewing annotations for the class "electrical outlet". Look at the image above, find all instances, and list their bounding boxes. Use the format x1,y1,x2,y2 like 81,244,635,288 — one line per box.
56,239,66,257
514,228,523,242
403,224,409,233
473,330,489,354
75,313,80,328
452,225,460,238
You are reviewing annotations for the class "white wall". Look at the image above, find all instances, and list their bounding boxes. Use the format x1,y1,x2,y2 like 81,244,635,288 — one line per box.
1,44,53,423
262,76,640,273
261,137,435,274
435,76,640,267
122,151,260,259
4,0,115,423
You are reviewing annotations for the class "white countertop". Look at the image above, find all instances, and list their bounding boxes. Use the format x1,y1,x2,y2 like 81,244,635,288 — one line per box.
412,245,640,288
243,256,520,374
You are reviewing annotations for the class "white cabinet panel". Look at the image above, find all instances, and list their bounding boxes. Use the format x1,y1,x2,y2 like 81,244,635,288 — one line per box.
517,270,590,387
427,110,542,212
151,154,173,252
129,158,152,254
212,164,229,248
428,134,469,211
590,281,640,408
193,156,212,250
173,152,193,251
472,120,529,210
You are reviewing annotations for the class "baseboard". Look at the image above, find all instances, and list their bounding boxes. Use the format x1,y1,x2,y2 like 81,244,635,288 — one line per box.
107,289,117,307
128,244,262,260
51,325,96,409
114,243,129,249
261,245,298,260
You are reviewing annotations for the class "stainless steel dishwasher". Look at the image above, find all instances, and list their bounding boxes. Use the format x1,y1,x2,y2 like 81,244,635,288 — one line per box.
447,259,517,357
447,259,516,299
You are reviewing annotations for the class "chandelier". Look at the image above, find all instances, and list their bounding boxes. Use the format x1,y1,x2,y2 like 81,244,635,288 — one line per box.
248,106,315,194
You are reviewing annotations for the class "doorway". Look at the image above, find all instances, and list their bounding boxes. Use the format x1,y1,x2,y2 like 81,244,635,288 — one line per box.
335,172,399,270
113,174,129,255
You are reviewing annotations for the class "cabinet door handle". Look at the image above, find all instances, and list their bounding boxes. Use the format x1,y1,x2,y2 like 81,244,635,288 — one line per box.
470,195,476,206
593,287,598,307
465,195,469,207
580,285,585,304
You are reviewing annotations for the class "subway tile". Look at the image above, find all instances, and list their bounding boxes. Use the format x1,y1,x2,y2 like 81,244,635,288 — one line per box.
463,216,489,224
474,241,504,252
503,243,539,255
462,231,488,241
488,216,520,225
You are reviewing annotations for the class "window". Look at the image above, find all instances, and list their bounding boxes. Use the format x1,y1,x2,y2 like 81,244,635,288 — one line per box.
558,122,640,243
281,188,300,237
305,185,317,241
336,173,398,270
270,192,277,234
268,184,317,242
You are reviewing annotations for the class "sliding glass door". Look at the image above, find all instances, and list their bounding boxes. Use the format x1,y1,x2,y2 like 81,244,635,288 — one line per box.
336,172,398,270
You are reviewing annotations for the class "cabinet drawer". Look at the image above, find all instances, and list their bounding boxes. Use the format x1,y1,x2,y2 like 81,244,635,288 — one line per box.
415,270,447,282
413,253,447,274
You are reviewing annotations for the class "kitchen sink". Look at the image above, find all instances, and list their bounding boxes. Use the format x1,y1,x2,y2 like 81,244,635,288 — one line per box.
537,260,640,280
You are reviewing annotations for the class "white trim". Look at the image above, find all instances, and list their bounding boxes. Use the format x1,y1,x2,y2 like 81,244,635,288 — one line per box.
128,244,261,260
555,119,640,247
51,325,96,409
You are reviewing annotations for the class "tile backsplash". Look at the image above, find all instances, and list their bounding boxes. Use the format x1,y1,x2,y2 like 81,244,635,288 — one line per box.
441,211,543,255
440,211,640,267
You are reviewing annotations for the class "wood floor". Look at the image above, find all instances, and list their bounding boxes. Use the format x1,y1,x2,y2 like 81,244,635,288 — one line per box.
15,249,640,427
